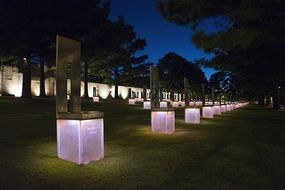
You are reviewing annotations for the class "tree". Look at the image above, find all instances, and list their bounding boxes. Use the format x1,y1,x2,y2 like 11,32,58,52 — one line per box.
209,71,241,103
88,16,149,99
0,0,110,98
157,0,285,109
157,52,206,100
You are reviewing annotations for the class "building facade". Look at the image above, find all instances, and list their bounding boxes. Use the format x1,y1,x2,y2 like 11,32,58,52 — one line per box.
0,65,187,100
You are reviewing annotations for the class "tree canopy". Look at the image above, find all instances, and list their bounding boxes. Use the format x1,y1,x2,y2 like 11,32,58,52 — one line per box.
86,16,150,98
0,0,149,99
157,52,206,100
0,0,110,97
157,0,285,108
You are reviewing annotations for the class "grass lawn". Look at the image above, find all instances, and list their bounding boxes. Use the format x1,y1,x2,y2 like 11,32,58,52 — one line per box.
0,97,285,190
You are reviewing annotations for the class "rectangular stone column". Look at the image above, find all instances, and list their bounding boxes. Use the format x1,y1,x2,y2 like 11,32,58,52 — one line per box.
201,84,205,106
150,66,160,109
184,77,189,107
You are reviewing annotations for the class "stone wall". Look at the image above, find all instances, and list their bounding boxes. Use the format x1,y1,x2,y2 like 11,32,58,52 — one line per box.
0,66,153,99
0,65,183,100
0,66,23,97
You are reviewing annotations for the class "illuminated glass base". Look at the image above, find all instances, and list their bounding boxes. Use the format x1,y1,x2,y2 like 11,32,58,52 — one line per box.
160,101,168,108
226,104,233,111
202,106,214,118
143,101,151,109
57,118,104,165
220,105,227,112
214,106,222,115
151,109,175,134
171,101,179,107
185,108,200,123
128,99,136,104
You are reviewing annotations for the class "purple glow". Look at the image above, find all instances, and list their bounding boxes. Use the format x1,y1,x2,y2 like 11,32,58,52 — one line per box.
185,108,200,124
226,105,231,111
160,101,168,108
57,119,104,164
143,101,151,109
151,111,175,134
214,106,222,115
202,107,214,118
220,105,227,113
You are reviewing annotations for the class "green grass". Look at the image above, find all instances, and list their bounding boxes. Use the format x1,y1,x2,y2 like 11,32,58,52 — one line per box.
0,97,285,190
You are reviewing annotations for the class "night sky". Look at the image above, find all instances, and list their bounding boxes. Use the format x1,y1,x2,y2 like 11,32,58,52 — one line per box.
110,0,219,78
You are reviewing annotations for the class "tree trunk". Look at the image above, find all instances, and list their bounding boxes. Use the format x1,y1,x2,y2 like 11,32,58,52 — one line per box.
128,88,131,98
237,89,240,102
201,84,205,106
258,96,265,105
39,58,46,97
22,56,32,98
170,90,174,101
273,87,280,110
142,85,146,100
83,61,89,98
211,87,215,105
114,68,119,99
115,79,119,98
265,95,270,106
226,93,230,104
273,96,280,109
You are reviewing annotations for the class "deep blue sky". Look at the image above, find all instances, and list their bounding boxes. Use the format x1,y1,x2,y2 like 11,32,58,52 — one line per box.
109,0,218,78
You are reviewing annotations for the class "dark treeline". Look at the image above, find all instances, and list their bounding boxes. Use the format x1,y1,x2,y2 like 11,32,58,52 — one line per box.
157,52,207,101
0,0,210,100
0,0,150,98
158,0,285,109
0,0,261,102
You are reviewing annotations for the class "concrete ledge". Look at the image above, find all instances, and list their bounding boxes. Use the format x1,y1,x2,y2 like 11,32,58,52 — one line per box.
151,108,175,112
57,111,104,120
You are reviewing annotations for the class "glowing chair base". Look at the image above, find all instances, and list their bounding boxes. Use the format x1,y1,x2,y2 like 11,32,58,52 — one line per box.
143,101,151,109
185,108,200,123
151,108,175,134
57,112,104,165
202,106,214,118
